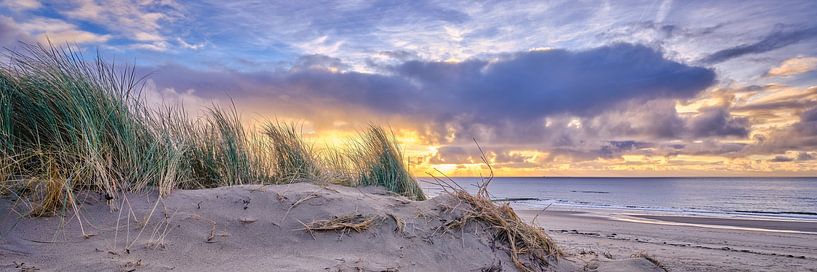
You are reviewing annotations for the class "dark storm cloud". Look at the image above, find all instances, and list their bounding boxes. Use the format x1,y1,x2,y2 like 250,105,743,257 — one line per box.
607,140,651,151
787,106,817,138
802,106,817,122
149,44,716,124
687,108,750,138
145,43,719,151
394,43,715,122
751,106,817,153
702,26,817,64
599,141,652,158
585,99,686,140
144,63,421,115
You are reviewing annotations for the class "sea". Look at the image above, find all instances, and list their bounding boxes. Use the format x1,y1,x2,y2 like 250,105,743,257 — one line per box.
417,177,817,221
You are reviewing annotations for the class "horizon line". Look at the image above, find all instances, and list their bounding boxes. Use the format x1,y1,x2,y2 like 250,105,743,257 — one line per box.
414,176,817,179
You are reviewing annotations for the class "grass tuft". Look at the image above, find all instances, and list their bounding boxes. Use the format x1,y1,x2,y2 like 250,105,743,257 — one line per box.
0,42,427,214
351,126,426,200
264,122,320,183
430,140,560,272
0,42,159,206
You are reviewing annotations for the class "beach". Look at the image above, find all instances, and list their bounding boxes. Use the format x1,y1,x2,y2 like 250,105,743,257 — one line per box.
2,183,815,271
519,208,817,271
2,1,816,270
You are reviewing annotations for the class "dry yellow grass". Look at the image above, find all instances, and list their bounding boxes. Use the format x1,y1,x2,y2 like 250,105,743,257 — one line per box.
301,213,383,237
430,140,561,272
449,190,561,272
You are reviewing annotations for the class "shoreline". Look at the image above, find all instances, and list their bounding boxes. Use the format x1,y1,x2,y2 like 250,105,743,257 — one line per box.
518,206,817,234
506,202,817,222
518,207,817,271
622,214,817,234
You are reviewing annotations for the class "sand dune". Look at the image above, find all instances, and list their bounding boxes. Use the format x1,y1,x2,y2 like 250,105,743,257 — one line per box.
0,184,664,271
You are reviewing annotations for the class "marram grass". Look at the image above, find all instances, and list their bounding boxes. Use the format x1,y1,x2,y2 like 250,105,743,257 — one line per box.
0,43,427,213
351,126,426,200
264,122,321,183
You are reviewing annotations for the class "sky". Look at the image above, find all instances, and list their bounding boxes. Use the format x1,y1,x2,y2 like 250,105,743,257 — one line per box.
2,0,817,177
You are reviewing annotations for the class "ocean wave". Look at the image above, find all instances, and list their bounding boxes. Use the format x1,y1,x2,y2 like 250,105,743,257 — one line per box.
505,199,817,220
733,210,817,216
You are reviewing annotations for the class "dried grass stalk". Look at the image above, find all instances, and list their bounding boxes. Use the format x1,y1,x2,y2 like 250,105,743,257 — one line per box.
302,213,382,233
431,139,561,272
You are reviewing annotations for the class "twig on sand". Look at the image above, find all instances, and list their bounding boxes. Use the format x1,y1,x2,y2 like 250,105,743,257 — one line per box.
299,213,382,239
206,221,216,243
239,217,258,224
114,196,125,251
530,203,553,225
386,213,404,233
65,184,93,239
280,191,320,223
126,196,162,249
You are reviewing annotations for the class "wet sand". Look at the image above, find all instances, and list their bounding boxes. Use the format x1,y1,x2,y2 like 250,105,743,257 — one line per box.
629,214,817,233
519,208,817,271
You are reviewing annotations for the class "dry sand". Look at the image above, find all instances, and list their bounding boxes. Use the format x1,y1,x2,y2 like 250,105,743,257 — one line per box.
0,184,673,271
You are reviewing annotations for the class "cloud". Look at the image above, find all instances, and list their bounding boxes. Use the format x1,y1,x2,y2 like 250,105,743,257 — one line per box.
60,0,181,51
176,38,206,50
429,146,472,164
392,43,715,122
752,106,817,153
428,145,539,166
655,0,674,24
1,0,41,11
766,56,817,77
136,43,749,165
0,16,28,46
143,44,716,145
586,99,686,139
687,107,750,138
702,26,817,63
803,106,817,122
291,54,350,72
0,15,109,46
770,155,794,162
599,140,653,158
141,80,213,113
732,85,817,113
